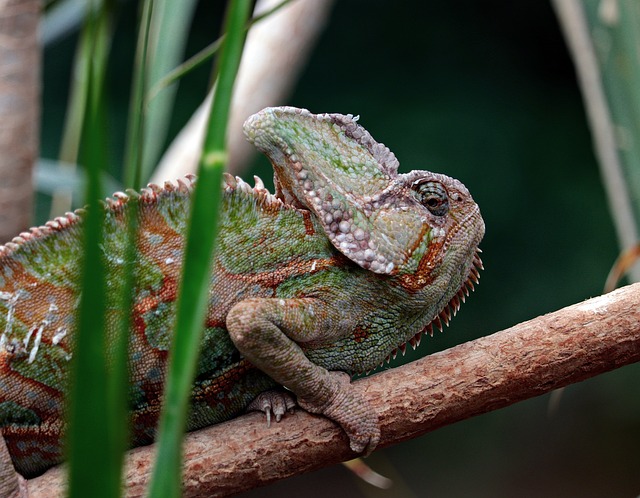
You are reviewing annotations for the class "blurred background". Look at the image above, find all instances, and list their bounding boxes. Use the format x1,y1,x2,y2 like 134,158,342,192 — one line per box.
35,0,639,496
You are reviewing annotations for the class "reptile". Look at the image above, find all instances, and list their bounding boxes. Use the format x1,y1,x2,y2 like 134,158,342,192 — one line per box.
0,106,484,478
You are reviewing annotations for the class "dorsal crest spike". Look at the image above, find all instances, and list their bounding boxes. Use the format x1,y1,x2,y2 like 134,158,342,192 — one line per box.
147,182,163,194
223,172,237,189
176,178,190,193
253,175,265,190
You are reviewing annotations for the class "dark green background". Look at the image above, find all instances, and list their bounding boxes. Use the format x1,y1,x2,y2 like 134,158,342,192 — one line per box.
40,1,639,496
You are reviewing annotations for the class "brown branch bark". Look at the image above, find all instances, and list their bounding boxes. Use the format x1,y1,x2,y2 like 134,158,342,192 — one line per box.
27,283,640,497
0,437,27,498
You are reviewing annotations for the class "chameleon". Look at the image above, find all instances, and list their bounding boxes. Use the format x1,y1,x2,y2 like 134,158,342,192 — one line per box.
0,106,484,478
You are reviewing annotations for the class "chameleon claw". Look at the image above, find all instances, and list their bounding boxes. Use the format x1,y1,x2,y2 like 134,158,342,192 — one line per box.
246,389,297,428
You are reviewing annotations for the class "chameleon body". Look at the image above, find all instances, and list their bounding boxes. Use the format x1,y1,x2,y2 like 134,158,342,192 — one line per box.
0,107,484,477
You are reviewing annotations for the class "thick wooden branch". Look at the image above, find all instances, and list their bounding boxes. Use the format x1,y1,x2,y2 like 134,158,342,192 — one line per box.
27,283,640,497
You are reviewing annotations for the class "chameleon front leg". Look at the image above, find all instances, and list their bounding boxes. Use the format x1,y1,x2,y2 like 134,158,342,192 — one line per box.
226,297,380,454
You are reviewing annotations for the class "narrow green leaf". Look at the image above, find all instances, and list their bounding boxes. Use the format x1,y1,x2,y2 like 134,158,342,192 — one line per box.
583,0,640,221
66,1,120,497
554,0,640,280
52,0,114,218
35,158,121,200
106,197,138,491
58,27,90,166
124,0,154,190
110,1,155,480
58,0,114,165
141,0,199,182
147,1,253,496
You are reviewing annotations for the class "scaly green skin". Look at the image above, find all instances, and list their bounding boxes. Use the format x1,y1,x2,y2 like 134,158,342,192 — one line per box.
0,107,484,478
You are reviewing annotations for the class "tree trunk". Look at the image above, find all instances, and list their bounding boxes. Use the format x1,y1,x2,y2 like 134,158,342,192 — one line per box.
0,0,40,243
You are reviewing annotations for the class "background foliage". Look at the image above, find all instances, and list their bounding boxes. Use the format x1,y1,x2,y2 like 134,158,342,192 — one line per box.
37,1,639,496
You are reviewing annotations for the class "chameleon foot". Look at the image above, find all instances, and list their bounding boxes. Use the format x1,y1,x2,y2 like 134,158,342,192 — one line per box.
247,390,297,427
297,371,380,455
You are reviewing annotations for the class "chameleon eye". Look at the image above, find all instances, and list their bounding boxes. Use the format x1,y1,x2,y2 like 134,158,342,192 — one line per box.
413,181,449,217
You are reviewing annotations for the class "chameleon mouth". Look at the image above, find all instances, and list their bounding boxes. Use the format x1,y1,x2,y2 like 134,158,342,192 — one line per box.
381,248,484,365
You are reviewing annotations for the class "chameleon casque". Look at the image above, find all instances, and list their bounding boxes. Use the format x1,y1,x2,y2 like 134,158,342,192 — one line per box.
0,107,484,478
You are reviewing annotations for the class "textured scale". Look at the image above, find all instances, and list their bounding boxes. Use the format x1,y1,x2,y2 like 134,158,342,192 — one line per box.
0,107,484,477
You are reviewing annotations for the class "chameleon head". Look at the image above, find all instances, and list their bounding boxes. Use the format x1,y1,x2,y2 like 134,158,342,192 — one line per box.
388,169,484,300
243,106,484,285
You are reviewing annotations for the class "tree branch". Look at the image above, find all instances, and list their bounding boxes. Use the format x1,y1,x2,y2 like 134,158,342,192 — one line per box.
27,283,640,497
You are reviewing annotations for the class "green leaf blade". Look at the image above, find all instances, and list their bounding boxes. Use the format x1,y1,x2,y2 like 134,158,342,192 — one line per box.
146,1,253,497
65,5,118,497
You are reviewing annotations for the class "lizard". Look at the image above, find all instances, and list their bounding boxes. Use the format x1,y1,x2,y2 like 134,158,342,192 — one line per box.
0,106,485,478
